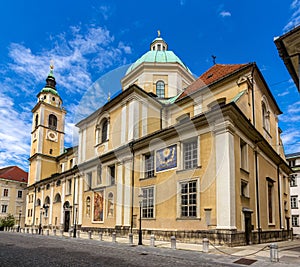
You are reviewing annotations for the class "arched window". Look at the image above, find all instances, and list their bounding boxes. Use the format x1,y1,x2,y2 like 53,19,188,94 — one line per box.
101,119,108,143
262,101,270,132
44,196,50,205
49,114,57,130
36,198,41,206
54,193,61,203
107,192,114,217
156,81,165,98
35,114,39,128
86,197,91,217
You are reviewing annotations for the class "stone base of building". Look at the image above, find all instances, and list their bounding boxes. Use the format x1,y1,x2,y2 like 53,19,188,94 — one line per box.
79,227,293,247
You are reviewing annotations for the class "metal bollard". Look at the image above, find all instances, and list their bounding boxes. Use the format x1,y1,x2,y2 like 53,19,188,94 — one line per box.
128,233,133,245
53,229,56,236
112,232,116,243
99,232,103,241
270,243,279,262
77,230,80,238
46,229,49,236
171,236,176,249
88,231,92,239
203,238,209,253
150,234,155,247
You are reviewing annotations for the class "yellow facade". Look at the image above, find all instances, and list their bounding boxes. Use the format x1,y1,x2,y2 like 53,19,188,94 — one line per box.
25,36,291,246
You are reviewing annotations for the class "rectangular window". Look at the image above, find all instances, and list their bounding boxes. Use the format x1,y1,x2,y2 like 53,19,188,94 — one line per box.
3,188,8,197
141,187,154,218
1,205,8,213
97,165,102,185
268,181,274,223
180,180,197,217
70,159,73,168
183,140,198,169
290,175,297,187
17,190,23,198
109,165,115,185
292,215,299,227
291,196,298,209
86,172,92,190
66,179,72,195
144,153,154,178
241,180,249,197
240,139,248,170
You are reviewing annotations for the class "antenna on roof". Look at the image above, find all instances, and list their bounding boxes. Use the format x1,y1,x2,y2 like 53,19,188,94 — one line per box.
212,55,217,65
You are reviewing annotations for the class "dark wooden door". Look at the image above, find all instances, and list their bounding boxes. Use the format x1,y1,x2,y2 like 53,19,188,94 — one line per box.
64,211,70,232
244,212,252,245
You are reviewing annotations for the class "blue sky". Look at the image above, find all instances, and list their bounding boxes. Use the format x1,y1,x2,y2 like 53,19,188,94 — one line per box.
0,0,299,171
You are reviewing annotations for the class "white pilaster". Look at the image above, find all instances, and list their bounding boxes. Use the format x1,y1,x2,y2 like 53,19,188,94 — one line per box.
121,105,127,144
116,164,123,226
142,103,147,137
49,185,54,225
123,161,131,227
128,101,135,141
78,176,83,225
215,122,236,230
61,181,65,225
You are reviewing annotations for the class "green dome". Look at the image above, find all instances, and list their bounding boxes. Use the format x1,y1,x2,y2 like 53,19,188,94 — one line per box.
125,50,192,75
40,87,60,96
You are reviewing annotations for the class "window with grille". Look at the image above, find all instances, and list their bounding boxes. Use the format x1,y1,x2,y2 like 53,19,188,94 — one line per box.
1,205,8,213
141,187,154,218
17,190,22,198
292,215,299,227
180,180,197,217
291,196,298,209
183,140,198,169
144,153,154,178
156,81,165,98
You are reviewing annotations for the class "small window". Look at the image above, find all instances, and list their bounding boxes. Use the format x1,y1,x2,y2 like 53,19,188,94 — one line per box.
86,172,92,190
101,119,108,143
66,179,72,195
241,180,249,197
144,153,154,178
240,139,248,170
46,184,50,190
1,205,8,213
141,187,154,218
52,97,55,101
35,114,39,128
56,180,61,186
290,160,296,167
49,149,53,155
17,190,23,198
48,114,57,130
54,193,61,203
44,196,50,205
36,198,41,206
180,180,197,217
292,215,299,227
291,195,298,209
156,81,165,98
290,175,297,187
183,139,198,169
109,165,116,185
157,44,161,51
3,188,8,197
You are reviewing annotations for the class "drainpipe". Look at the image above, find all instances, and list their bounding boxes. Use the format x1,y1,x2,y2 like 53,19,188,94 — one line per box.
277,164,282,229
160,107,163,130
129,141,135,233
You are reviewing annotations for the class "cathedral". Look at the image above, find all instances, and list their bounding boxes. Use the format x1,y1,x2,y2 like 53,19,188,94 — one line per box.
25,34,292,246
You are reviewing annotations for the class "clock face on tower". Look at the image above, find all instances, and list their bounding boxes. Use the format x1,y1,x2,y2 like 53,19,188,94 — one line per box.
156,144,177,172
47,130,58,142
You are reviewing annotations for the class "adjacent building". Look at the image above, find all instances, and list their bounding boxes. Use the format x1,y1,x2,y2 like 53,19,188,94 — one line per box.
0,166,28,228
25,35,292,245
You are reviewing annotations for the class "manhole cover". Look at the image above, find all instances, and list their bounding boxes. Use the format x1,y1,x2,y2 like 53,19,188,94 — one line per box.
233,258,257,265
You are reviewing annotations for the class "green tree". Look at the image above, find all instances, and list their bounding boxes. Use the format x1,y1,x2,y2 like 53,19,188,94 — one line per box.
0,214,15,228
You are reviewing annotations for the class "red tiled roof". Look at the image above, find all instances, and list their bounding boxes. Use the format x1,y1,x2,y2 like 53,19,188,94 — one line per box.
0,166,28,183
178,63,251,100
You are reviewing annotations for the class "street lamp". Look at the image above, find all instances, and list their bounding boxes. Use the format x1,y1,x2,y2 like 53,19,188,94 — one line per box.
138,191,143,245
73,204,78,238
18,210,22,232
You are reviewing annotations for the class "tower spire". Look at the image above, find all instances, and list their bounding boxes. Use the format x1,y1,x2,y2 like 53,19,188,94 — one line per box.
45,60,57,90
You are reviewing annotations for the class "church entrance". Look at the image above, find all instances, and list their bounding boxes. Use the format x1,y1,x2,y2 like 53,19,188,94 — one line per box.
64,211,70,232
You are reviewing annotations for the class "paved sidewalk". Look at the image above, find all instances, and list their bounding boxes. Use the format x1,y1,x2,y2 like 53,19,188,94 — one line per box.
6,230,300,266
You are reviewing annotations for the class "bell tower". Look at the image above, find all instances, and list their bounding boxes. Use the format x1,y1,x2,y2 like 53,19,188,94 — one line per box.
28,63,66,186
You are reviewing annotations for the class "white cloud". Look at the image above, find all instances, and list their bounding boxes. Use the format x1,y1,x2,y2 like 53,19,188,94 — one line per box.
284,0,300,32
0,23,132,170
277,90,289,97
219,11,231,17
